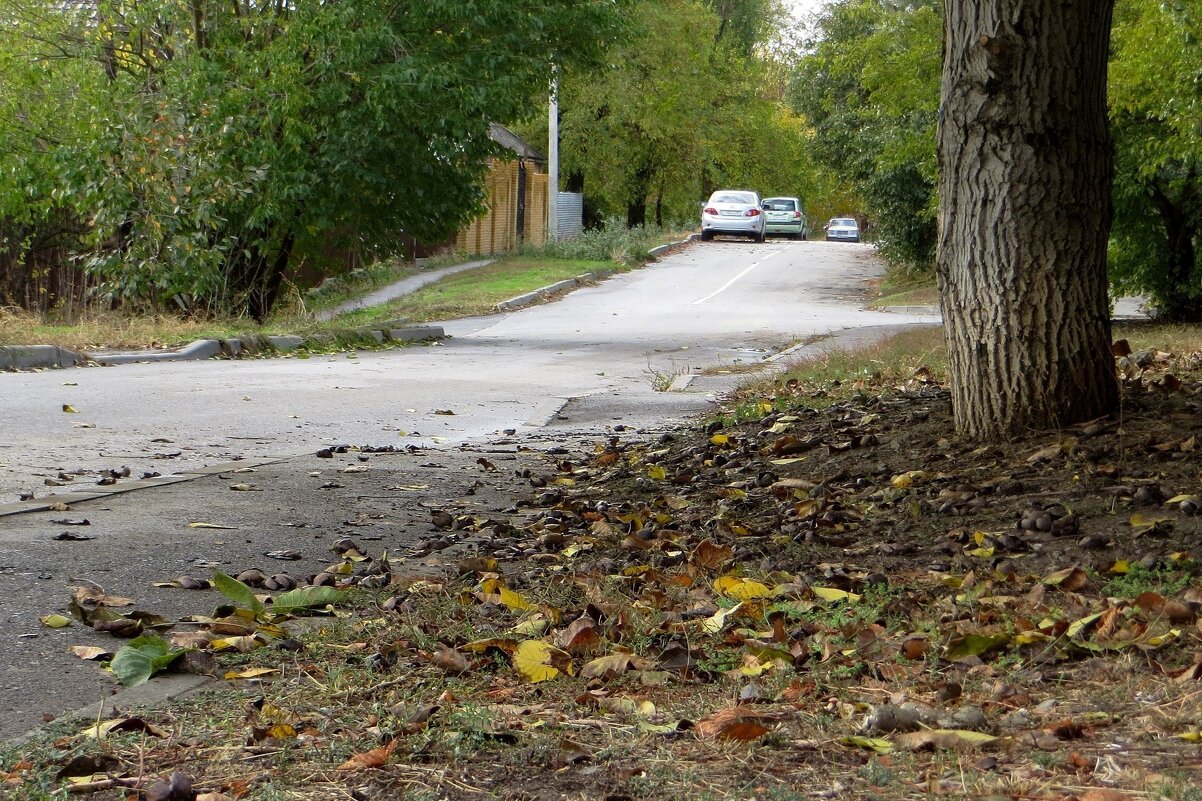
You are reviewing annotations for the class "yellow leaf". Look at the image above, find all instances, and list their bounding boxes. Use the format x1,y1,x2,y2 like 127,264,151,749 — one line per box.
1144,629,1181,648
889,470,925,489
224,667,280,680
62,404,78,413
647,464,667,481
513,640,571,683
965,547,995,559
40,613,72,629
840,735,894,754
1178,731,1202,742
710,434,730,446
497,586,538,613
895,729,997,751
811,586,861,603
1108,560,1129,574
714,575,773,600
1067,612,1104,639
511,615,549,636
700,604,736,634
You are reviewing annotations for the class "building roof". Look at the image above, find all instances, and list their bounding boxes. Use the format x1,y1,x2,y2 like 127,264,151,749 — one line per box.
489,123,544,163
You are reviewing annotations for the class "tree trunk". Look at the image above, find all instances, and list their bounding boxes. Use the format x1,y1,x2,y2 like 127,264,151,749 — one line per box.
936,0,1119,440
1149,183,1199,320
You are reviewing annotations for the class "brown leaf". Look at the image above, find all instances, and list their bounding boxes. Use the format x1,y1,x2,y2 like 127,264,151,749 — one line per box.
556,617,601,654
429,645,469,674
145,771,193,801
337,739,398,771
580,653,633,679
694,708,773,741
691,539,734,570
1080,790,1134,801
901,636,930,660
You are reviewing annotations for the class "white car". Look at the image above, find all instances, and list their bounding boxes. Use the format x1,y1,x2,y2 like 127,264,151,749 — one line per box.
700,190,765,242
824,217,861,242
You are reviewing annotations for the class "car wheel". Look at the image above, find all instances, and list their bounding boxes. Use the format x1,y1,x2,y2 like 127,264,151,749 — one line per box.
701,230,713,241
756,229,766,243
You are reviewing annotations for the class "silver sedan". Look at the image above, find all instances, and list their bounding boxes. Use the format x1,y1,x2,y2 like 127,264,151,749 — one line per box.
700,190,765,242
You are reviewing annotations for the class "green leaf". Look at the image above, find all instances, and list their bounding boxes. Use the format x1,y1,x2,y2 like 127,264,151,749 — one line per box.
109,634,185,687
945,633,1010,661
271,586,347,615
212,571,265,615
840,735,894,753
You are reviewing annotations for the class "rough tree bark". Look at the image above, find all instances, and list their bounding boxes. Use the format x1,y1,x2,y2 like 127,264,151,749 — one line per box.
937,1,1120,439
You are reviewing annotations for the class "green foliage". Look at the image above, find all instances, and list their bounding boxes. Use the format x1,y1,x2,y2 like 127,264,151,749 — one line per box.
1,0,626,319
1109,0,1202,319
790,0,941,271
534,218,670,265
110,634,186,687
550,0,817,227
212,570,266,616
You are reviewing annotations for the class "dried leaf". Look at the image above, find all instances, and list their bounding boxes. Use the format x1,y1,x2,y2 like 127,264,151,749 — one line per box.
811,586,861,603
429,645,469,674
895,729,997,751
714,575,772,600
1043,566,1088,591
691,539,734,570
581,653,633,679
694,708,772,741
337,739,398,771
514,640,572,683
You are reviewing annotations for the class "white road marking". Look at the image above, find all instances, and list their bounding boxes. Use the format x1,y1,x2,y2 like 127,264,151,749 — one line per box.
691,249,785,305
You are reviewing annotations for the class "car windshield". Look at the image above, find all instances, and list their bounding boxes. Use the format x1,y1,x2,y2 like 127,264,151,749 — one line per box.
765,200,796,211
712,193,753,204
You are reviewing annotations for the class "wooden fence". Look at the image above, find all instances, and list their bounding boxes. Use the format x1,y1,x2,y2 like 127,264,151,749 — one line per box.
455,159,547,255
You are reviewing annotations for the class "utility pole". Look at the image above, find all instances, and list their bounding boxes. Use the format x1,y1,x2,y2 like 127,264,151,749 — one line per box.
547,69,559,243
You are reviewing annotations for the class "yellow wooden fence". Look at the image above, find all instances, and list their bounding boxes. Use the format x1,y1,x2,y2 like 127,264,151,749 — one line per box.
455,159,547,255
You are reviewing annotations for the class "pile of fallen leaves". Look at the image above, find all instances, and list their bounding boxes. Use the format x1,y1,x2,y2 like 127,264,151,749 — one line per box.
6,341,1202,800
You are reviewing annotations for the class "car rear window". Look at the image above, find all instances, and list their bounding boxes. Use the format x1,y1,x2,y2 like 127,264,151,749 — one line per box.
833,218,857,226
712,193,752,204
766,200,796,211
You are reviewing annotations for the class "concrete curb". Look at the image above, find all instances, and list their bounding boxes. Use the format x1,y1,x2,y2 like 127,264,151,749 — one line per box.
496,274,596,312
0,344,87,369
1,327,445,372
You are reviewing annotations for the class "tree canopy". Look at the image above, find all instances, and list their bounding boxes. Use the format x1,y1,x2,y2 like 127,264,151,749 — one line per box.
1109,0,1202,319
0,0,626,318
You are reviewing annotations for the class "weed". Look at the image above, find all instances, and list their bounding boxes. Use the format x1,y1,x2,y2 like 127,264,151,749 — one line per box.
1101,563,1195,599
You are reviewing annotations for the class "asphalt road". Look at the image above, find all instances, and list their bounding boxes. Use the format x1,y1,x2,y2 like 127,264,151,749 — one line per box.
0,240,940,740
0,240,936,504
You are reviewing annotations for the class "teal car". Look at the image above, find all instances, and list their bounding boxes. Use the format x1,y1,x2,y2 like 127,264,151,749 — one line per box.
761,197,808,240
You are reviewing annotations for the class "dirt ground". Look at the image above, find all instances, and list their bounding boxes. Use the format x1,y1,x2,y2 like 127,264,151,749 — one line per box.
4,336,1202,800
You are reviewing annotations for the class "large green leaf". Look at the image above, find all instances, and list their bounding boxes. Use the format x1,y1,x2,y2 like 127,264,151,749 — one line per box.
271,586,347,616
212,571,266,615
109,634,185,687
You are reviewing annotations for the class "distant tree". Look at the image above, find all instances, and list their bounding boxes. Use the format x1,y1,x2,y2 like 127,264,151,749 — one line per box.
790,0,941,271
937,0,1119,439
556,0,813,228
1108,0,1202,320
